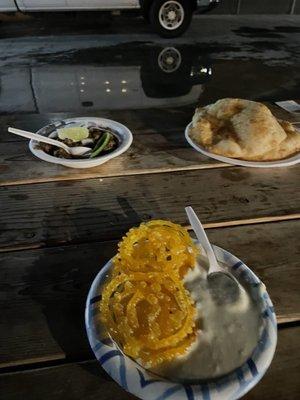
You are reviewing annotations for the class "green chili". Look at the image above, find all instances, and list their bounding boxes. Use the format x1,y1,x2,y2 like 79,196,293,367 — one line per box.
90,132,112,158
91,132,106,151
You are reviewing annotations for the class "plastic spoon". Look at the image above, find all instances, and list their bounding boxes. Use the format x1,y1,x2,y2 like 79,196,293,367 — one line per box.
185,206,241,304
8,127,92,157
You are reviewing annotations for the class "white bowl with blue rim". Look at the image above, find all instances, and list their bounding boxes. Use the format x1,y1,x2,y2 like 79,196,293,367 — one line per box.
29,117,133,169
85,244,277,400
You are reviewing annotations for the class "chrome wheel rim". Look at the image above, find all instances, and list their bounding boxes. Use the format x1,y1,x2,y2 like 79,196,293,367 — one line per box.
158,1,185,31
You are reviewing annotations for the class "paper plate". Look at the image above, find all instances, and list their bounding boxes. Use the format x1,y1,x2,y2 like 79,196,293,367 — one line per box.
29,117,133,169
85,245,277,400
185,122,300,168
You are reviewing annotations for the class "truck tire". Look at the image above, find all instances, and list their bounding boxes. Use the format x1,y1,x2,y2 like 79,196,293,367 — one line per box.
149,0,192,38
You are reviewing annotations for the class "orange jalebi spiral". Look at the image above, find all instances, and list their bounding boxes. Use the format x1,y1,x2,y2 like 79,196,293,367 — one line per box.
100,273,196,364
114,220,198,278
100,220,199,367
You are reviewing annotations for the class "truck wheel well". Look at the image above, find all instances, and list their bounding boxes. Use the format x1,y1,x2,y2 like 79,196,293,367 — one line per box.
140,0,197,17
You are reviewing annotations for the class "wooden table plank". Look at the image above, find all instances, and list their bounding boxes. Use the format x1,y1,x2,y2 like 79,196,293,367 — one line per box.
0,166,299,251
0,326,299,400
0,103,297,143
0,108,193,143
244,326,300,400
1,220,299,368
0,130,228,186
0,103,298,186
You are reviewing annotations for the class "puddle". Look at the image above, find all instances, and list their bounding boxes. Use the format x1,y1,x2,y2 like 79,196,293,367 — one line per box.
0,17,299,115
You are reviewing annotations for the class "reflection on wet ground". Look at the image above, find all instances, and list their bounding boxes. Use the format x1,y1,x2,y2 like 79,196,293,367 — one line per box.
0,45,212,113
0,15,299,114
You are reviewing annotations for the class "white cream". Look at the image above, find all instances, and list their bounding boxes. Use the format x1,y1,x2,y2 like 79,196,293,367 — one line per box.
154,256,262,381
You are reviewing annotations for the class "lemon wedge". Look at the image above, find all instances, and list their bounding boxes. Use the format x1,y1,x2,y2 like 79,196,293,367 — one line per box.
57,127,89,142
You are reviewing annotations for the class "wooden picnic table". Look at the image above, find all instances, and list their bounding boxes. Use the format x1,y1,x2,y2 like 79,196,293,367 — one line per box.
0,103,299,399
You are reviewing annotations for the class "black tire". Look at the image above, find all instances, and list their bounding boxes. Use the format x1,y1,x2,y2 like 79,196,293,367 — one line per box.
149,0,192,38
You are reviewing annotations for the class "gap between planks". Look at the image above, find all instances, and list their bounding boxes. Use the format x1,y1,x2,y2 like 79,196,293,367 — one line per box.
0,163,231,187
1,213,300,254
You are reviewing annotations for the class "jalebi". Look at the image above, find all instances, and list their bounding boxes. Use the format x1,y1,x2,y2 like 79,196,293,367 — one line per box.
100,220,199,367
100,273,196,364
114,220,198,278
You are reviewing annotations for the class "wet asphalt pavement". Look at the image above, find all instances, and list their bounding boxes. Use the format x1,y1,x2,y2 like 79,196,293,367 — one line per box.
0,13,299,114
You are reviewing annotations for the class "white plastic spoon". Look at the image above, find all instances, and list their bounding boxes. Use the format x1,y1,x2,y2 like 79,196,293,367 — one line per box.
8,127,91,157
185,206,241,304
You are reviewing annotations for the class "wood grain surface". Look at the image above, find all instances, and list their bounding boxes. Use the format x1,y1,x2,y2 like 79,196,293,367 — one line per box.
0,103,296,143
0,103,298,186
0,130,227,186
0,108,193,143
1,220,299,368
0,326,299,400
1,102,299,398
1,166,299,251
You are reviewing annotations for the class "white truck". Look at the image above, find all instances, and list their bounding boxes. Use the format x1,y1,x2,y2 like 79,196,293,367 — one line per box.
0,0,218,37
